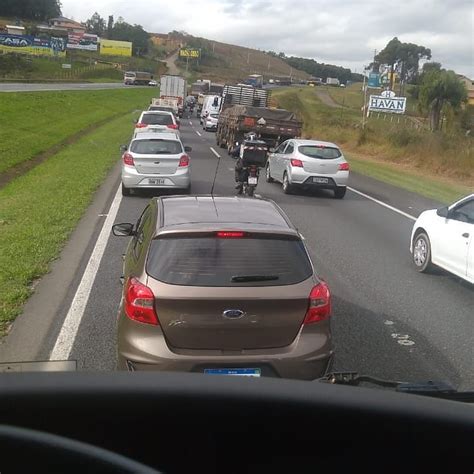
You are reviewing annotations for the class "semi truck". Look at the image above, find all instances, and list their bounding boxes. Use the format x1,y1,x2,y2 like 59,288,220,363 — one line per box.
221,84,271,110
216,105,302,152
160,75,187,116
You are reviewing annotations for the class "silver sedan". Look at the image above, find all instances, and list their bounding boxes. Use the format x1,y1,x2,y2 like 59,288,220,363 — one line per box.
121,132,191,196
266,139,349,198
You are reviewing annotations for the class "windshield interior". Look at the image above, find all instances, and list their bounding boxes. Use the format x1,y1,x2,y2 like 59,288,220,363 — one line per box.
0,0,472,403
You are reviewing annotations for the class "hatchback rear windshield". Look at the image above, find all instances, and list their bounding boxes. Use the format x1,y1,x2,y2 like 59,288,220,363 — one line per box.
141,114,174,125
147,237,313,286
298,145,341,159
130,139,182,155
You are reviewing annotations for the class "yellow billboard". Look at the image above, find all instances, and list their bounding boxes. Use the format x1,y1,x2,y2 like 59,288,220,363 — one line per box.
100,39,132,57
179,48,200,58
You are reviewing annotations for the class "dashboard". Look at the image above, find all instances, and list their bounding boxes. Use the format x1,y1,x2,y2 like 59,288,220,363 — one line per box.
0,372,472,473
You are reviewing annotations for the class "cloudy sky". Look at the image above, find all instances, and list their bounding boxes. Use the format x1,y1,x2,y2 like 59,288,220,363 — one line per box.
60,0,473,77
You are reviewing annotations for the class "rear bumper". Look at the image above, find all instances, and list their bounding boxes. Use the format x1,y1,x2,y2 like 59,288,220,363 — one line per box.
289,169,349,188
117,310,333,381
122,166,190,189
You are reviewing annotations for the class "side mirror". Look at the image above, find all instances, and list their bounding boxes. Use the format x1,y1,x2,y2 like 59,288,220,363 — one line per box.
184,146,192,152
436,206,449,218
133,119,138,124
120,145,127,153
112,223,135,237
269,147,276,153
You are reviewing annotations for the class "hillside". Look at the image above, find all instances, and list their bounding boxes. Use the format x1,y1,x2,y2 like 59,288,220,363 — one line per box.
163,33,310,83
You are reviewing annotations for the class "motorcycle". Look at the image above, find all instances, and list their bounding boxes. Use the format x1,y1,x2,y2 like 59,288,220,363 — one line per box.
242,165,259,197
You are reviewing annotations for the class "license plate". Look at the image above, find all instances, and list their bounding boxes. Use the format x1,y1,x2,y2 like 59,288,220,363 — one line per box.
149,178,165,185
313,177,329,184
204,368,261,377
248,177,258,185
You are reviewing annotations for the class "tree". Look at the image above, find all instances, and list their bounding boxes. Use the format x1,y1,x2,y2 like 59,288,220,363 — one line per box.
85,12,106,36
0,0,61,21
110,21,149,55
107,15,114,38
419,69,467,131
376,37,431,89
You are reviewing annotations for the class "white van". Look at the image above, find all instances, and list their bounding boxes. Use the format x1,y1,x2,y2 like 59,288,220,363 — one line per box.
200,95,221,125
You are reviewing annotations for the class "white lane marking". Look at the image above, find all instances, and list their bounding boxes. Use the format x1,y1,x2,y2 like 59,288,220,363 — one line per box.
50,184,123,360
391,333,415,346
189,121,193,125
210,147,220,158
195,130,202,137
347,186,416,221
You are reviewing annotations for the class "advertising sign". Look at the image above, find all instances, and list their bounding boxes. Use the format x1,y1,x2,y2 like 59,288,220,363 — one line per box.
0,34,66,56
367,72,380,88
67,32,98,51
100,39,132,57
179,48,200,58
368,94,406,114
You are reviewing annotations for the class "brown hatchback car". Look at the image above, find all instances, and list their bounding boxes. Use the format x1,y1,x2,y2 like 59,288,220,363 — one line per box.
113,196,333,380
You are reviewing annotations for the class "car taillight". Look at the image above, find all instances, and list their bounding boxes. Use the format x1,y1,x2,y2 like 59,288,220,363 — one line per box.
124,278,158,325
122,153,134,166
216,231,245,238
135,123,147,128
291,159,304,167
304,282,331,324
338,162,350,171
167,123,179,130
178,155,190,167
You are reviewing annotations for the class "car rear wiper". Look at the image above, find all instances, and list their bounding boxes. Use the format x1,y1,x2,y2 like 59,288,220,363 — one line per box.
231,275,279,282
319,372,474,402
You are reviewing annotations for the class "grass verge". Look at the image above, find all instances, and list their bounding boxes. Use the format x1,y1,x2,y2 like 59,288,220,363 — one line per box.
0,113,135,335
0,88,156,174
272,87,473,202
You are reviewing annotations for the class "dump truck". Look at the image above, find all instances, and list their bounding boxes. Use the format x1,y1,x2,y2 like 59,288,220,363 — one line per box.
216,105,303,152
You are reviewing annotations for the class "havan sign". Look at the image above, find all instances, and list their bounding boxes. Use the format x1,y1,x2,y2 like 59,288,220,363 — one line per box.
368,92,406,114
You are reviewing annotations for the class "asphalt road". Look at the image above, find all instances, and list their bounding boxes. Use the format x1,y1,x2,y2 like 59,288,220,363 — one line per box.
1,115,473,389
0,82,149,92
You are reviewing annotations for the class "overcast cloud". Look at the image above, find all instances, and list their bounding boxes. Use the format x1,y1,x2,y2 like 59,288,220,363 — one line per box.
61,0,473,77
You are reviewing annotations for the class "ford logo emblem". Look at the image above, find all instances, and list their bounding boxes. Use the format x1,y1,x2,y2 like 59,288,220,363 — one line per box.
222,309,245,319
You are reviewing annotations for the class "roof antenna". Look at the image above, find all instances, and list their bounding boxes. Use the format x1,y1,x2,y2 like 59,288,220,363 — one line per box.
210,149,222,196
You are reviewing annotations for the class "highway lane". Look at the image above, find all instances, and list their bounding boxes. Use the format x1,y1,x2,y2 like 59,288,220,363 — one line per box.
0,82,148,92
2,116,473,388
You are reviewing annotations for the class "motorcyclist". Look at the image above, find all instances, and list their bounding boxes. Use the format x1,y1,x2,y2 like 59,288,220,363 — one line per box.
233,132,258,194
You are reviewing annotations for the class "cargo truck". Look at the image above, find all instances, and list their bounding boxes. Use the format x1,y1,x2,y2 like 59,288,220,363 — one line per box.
160,75,187,117
245,74,264,88
124,71,153,85
216,105,302,152
326,77,340,86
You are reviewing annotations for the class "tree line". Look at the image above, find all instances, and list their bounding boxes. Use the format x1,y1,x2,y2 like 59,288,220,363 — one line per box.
84,12,149,56
0,0,61,21
267,51,364,83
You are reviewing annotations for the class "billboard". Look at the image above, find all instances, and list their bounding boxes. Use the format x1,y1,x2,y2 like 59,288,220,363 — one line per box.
100,39,132,57
179,48,200,58
0,34,66,56
67,32,98,51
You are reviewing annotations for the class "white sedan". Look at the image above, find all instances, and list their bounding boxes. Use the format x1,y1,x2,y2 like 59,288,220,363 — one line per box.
410,194,474,283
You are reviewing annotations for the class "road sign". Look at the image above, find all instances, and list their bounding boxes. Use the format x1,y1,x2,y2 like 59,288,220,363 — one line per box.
368,95,406,114
61,63,71,69
179,48,200,58
367,72,380,88
380,90,396,98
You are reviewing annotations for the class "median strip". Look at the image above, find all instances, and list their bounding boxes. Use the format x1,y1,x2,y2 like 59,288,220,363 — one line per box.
0,112,138,335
